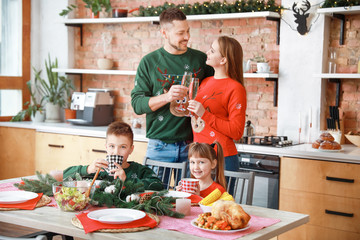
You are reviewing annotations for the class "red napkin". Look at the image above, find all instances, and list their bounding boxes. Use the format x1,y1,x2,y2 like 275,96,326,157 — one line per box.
188,194,202,204
76,211,157,234
0,193,43,210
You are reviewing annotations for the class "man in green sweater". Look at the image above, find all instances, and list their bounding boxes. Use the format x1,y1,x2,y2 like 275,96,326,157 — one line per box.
63,121,163,191
131,8,213,184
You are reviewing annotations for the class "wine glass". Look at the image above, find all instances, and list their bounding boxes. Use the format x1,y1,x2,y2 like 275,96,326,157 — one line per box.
188,78,199,117
181,71,192,87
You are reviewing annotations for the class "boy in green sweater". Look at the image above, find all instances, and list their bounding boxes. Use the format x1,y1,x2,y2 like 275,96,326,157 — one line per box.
63,121,163,191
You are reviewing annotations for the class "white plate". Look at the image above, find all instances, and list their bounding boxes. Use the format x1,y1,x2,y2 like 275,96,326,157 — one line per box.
315,147,343,152
0,191,38,204
165,191,191,198
191,218,251,233
87,208,146,224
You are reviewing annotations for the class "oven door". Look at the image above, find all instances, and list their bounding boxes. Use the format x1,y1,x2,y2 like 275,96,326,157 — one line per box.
238,153,280,209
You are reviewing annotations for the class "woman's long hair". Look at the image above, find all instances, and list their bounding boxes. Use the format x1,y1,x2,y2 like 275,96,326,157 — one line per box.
188,141,226,190
218,36,244,86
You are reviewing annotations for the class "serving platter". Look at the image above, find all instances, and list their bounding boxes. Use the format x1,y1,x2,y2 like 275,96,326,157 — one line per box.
314,148,343,152
0,191,38,204
165,191,191,198
191,218,251,233
87,208,146,224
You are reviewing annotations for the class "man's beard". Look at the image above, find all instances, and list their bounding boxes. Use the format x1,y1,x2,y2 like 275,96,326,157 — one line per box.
169,40,188,52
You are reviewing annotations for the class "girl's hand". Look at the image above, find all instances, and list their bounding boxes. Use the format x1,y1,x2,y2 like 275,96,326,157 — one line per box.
87,159,108,174
111,162,126,181
185,185,200,196
187,100,205,117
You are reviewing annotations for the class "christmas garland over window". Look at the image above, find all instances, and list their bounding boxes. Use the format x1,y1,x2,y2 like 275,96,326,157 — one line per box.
137,1,283,17
321,0,360,8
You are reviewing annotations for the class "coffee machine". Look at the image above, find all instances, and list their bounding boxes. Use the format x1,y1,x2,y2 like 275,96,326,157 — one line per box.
67,88,114,126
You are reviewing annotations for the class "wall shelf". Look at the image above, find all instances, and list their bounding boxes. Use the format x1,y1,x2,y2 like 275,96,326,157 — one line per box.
314,73,360,107
64,11,281,46
317,6,360,45
53,68,279,105
314,73,360,79
62,11,280,24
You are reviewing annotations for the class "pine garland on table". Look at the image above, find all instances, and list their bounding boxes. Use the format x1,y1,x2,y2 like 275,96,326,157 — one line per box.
14,171,59,196
137,0,283,17
92,179,185,218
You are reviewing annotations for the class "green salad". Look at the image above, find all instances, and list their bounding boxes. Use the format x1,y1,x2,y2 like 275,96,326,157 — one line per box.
54,186,89,211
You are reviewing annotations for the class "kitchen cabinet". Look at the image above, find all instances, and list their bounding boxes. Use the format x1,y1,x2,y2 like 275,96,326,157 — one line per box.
0,127,35,180
35,132,81,173
279,157,360,240
35,132,147,174
79,136,147,164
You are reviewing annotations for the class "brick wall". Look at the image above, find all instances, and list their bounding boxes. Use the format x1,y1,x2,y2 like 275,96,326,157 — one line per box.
327,15,360,134
73,0,279,135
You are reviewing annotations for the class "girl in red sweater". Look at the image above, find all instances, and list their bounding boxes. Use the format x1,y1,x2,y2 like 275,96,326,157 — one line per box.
187,36,246,184
177,141,226,198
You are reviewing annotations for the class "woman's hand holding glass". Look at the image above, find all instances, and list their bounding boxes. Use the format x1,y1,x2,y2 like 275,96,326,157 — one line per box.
187,100,206,117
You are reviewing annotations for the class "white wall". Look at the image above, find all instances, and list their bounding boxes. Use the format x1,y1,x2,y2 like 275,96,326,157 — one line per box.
31,0,74,74
277,0,328,143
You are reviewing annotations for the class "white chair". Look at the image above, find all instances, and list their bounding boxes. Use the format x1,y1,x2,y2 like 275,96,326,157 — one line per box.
224,170,255,205
143,157,187,190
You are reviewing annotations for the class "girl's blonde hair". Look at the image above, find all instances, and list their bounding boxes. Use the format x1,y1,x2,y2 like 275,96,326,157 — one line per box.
188,141,226,190
218,36,244,86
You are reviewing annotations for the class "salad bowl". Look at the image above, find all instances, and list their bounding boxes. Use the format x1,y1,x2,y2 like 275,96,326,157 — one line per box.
52,181,95,212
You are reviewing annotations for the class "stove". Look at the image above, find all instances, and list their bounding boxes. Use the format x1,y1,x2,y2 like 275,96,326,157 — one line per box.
249,136,293,147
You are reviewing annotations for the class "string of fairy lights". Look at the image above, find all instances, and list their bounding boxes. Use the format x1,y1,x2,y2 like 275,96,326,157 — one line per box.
136,0,360,17
137,1,283,17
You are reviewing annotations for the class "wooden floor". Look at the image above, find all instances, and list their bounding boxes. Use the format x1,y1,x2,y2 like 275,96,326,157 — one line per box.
0,222,83,239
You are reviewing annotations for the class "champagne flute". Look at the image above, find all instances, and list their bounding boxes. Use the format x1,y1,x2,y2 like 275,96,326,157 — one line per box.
181,71,192,87
188,78,199,117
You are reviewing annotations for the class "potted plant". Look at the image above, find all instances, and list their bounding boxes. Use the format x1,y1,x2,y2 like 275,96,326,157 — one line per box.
251,55,270,73
97,32,113,70
11,81,45,122
60,0,112,18
34,55,75,123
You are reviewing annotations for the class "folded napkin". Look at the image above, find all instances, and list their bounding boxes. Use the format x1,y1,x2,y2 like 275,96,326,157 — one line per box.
188,194,202,204
76,211,157,234
0,193,43,210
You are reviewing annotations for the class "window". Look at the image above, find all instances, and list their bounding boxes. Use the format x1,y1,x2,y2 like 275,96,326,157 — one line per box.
0,0,30,120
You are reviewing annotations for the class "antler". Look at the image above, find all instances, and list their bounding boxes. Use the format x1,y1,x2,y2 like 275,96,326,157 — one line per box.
292,2,299,14
301,0,311,14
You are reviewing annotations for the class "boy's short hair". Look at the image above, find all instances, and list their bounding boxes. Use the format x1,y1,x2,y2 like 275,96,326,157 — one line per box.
159,8,186,26
106,121,134,144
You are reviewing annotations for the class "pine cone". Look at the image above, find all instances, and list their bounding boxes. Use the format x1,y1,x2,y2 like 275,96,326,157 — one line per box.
139,193,152,204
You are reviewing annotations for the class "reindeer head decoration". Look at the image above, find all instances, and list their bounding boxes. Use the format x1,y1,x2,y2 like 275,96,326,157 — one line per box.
292,0,311,35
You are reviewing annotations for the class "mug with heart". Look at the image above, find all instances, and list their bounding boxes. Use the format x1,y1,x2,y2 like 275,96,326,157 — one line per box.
106,155,123,175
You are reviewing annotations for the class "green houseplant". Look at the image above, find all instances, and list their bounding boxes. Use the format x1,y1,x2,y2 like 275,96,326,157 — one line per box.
34,55,75,122
60,0,112,17
11,81,45,122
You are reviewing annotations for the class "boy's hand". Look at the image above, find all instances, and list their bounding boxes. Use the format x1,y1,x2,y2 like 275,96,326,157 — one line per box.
87,159,108,174
111,162,126,181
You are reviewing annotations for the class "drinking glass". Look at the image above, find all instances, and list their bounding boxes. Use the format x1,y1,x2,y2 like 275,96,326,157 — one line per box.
188,78,199,117
189,78,199,100
181,71,192,87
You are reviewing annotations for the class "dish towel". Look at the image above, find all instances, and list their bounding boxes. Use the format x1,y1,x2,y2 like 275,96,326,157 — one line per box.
159,206,281,240
76,211,157,234
0,193,43,210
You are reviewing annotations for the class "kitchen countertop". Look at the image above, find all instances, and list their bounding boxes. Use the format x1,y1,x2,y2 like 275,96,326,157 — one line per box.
1,121,359,164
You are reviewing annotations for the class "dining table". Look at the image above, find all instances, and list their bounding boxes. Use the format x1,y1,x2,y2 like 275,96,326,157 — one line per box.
0,176,309,240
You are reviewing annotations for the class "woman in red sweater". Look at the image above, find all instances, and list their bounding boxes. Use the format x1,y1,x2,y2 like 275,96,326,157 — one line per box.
187,36,246,182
